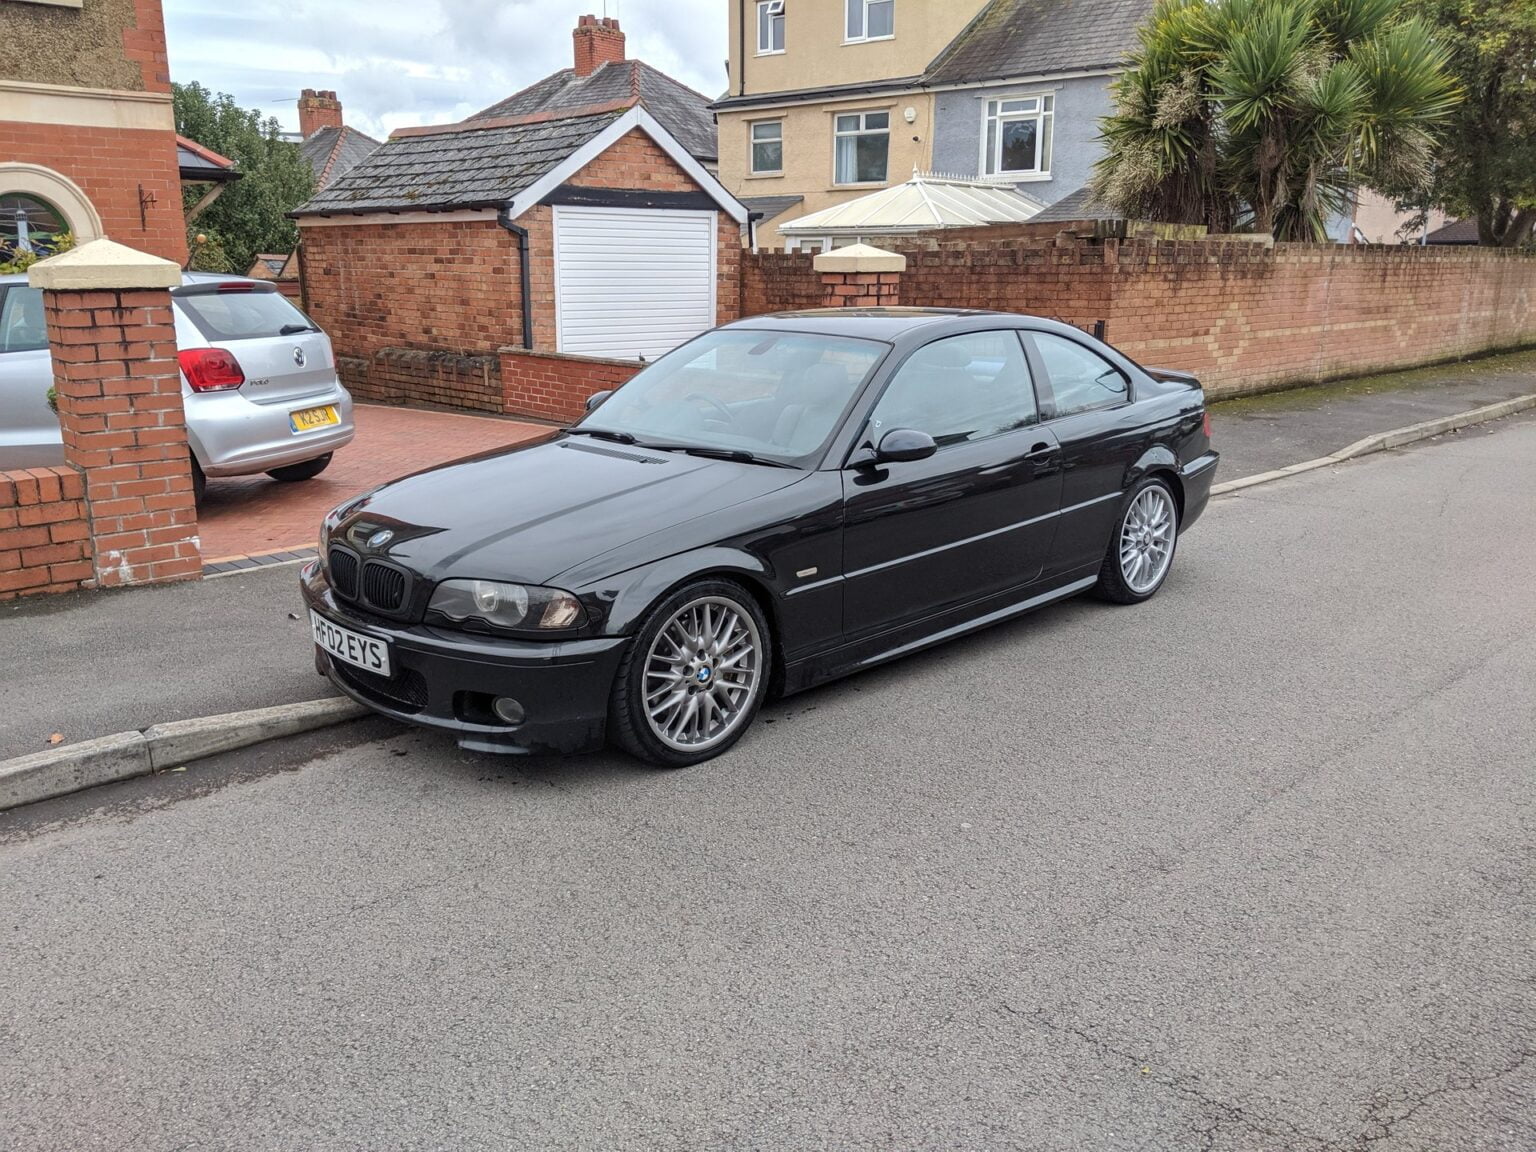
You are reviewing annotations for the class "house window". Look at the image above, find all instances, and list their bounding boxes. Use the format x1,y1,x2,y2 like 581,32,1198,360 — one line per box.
0,193,68,258
750,121,783,175
834,111,889,185
983,94,1054,178
757,0,785,54
845,0,894,41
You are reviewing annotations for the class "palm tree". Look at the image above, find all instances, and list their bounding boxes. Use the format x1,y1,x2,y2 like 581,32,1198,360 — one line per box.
1093,0,1460,241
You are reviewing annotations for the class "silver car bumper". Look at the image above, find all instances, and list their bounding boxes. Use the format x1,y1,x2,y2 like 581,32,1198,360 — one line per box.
190,385,356,477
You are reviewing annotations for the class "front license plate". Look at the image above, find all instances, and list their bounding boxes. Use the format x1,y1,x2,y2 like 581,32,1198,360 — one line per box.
311,610,392,677
291,404,339,433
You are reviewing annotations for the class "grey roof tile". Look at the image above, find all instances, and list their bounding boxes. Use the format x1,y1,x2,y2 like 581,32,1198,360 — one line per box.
1031,184,1122,222
300,125,384,190
740,195,804,223
925,0,1155,84
470,60,716,161
294,109,625,215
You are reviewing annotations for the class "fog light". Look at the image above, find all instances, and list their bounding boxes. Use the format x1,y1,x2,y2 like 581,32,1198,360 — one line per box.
492,697,525,726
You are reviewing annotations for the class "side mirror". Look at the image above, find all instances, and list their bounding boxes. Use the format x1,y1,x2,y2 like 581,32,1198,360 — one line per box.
874,427,937,464
586,390,613,412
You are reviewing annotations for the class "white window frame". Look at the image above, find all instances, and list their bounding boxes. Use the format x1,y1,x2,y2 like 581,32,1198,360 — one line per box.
749,120,784,176
844,0,894,43
980,92,1055,180
756,0,785,55
832,110,890,187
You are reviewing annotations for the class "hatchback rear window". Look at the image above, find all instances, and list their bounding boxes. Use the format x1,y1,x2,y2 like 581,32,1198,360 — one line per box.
174,285,319,341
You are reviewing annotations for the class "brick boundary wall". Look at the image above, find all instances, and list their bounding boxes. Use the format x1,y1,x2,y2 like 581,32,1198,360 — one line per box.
0,467,92,600
500,348,645,423
743,237,1536,397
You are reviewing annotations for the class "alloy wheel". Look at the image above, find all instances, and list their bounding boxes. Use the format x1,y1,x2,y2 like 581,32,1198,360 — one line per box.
643,596,763,752
1119,485,1176,594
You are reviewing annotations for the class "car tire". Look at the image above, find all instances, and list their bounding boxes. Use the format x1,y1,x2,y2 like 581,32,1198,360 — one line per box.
609,579,773,768
1095,475,1179,605
190,454,206,506
266,453,333,482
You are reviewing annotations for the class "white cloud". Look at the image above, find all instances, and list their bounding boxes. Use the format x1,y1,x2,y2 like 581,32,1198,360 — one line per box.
163,0,728,140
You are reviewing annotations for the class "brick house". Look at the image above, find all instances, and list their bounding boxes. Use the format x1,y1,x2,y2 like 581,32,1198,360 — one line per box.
0,0,186,264
291,15,746,416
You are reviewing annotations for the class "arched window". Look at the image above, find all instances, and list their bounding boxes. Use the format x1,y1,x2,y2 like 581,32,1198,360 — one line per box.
0,193,69,257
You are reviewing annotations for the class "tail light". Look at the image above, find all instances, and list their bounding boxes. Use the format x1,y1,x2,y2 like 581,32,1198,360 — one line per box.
179,347,245,392
1202,410,1212,439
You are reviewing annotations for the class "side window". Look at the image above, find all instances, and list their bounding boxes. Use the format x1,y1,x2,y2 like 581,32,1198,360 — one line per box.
1031,332,1128,417
0,286,48,354
867,331,1037,447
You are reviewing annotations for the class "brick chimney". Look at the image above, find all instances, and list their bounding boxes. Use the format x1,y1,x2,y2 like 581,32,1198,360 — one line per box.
573,15,625,77
298,89,343,137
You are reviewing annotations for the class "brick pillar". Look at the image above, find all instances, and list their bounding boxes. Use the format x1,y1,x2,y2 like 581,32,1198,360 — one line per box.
30,239,201,589
814,243,905,308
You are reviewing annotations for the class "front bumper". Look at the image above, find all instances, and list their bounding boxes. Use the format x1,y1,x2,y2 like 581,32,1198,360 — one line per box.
1180,451,1219,531
300,562,628,755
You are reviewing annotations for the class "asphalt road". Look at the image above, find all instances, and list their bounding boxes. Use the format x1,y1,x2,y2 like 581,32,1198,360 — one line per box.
2,416,1533,1151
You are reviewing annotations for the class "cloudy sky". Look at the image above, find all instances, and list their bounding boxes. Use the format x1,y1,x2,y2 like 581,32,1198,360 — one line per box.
163,0,728,140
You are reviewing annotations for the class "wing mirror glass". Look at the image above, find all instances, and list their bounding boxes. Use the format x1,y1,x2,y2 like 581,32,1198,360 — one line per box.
585,390,613,412
874,428,937,464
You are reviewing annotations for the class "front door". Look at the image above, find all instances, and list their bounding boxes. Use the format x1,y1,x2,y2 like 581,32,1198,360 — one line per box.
841,330,1063,642
0,284,62,469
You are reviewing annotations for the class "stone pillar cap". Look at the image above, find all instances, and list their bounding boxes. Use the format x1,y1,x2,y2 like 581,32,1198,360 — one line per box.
28,238,181,291
813,243,907,274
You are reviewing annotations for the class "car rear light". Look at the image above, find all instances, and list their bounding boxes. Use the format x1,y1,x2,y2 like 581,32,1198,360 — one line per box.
1202,410,1212,439
178,347,245,392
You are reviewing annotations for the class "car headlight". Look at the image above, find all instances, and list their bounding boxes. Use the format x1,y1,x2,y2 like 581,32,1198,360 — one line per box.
427,579,586,632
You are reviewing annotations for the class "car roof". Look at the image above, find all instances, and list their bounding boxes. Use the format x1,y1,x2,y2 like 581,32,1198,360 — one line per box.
726,307,998,342
0,270,258,288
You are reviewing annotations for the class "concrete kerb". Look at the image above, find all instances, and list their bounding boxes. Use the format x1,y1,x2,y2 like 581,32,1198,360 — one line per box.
1210,393,1536,497
0,697,367,811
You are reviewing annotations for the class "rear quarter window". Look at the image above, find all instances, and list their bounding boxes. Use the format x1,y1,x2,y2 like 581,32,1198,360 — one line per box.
175,287,318,342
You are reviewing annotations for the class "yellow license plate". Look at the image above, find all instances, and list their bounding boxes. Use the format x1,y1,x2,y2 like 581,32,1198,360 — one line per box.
290,405,339,432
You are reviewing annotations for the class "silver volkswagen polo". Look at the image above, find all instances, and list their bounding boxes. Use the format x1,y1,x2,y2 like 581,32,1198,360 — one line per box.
0,271,354,501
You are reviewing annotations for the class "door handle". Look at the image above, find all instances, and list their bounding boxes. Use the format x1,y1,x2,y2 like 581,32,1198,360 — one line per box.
1025,442,1058,459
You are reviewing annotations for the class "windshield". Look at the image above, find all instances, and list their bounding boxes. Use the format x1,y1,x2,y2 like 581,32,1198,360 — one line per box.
174,285,320,342
576,329,886,464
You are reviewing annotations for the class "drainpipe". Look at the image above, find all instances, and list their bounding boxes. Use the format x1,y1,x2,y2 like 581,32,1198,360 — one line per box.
738,0,747,96
497,206,535,350
747,210,764,254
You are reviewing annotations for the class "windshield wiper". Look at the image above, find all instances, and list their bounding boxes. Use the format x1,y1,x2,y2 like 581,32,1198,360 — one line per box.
280,323,321,335
641,444,795,468
565,427,638,445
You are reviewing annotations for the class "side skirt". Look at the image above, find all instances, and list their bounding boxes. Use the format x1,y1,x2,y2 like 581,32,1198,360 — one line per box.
782,571,1100,694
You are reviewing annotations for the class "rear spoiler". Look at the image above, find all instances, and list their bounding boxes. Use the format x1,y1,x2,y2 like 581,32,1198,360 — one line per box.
1143,366,1201,388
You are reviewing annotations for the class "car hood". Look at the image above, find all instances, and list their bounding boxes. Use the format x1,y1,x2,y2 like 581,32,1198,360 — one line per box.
333,434,805,585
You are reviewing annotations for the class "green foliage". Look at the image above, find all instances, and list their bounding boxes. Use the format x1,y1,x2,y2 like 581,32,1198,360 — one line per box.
1392,0,1536,246
1093,0,1460,241
173,81,316,274
186,229,235,274
0,231,74,275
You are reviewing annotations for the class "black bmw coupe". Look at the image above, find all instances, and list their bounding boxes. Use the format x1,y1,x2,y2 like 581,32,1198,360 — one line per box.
302,309,1218,766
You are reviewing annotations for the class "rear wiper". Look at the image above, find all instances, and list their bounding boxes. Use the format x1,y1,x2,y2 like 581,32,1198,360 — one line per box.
565,427,638,445
280,323,321,335
642,444,795,468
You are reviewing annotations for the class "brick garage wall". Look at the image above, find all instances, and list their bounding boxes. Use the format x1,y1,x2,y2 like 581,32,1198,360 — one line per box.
744,238,1536,396
500,349,644,423
300,217,520,407
0,123,186,265
0,467,92,600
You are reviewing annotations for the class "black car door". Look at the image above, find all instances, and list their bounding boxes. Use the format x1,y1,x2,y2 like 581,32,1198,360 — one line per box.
1022,330,1145,577
840,330,1064,642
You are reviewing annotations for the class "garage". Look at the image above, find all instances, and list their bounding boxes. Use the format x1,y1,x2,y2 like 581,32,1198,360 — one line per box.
554,205,718,361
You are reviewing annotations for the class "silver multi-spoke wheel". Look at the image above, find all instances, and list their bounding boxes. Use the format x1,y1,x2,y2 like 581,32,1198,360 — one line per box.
642,596,763,753
1118,485,1176,594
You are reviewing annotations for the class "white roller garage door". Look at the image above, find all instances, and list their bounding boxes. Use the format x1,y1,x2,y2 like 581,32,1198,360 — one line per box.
554,205,717,361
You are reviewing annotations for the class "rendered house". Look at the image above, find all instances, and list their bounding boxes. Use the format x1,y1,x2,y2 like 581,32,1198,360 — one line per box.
715,0,1153,251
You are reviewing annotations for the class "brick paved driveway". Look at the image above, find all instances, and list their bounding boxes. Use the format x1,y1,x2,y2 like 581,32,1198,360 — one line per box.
198,404,550,562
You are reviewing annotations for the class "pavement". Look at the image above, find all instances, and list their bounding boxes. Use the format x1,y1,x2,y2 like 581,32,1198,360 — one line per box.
2,411,1532,1151
0,349,1531,764
198,403,547,562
